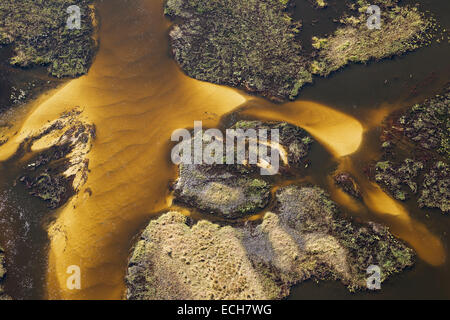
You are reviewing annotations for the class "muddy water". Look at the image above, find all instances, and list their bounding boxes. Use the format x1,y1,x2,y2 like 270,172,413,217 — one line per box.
0,160,51,299
0,0,448,299
2,0,247,300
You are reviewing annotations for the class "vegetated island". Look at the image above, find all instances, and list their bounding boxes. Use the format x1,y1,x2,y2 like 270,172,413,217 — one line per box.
172,121,313,219
0,0,98,134
0,0,97,78
165,0,435,101
13,108,96,209
370,85,450,214
126,120,415,300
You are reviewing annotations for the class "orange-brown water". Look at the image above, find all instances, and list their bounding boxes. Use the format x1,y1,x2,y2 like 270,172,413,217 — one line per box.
0,0,448,299
241,102,446,267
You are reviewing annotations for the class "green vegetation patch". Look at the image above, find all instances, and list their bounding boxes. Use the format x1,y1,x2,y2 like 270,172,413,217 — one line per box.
372,86,449,214
173,161,272,219
165,0,312,101
399,88,450,159
311,0,433,76
419,161,449,213
275,185,415,291
0,0,97,78
233,120,313,166
374,159,424,201
172,120,314,218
